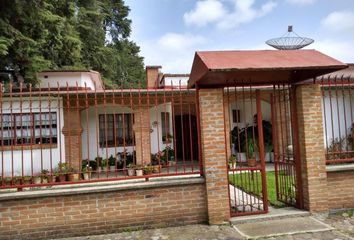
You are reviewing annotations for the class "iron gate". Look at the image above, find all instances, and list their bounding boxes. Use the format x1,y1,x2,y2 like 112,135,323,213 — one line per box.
225,85,268,217
271,84,303,208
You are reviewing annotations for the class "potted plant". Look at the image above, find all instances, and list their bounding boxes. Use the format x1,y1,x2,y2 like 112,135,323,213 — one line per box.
100,159,107,171
14,176,23,186
82,165,92,180
246,138,258,167
23,175,32,185
108,155,116,171
4,177,12,186
228,155,237,169
135,164,143,176
67,167,80,182
55,163,68,182
33,174,42,184
144,164,153,175
40,169,49,183
127,163,136,176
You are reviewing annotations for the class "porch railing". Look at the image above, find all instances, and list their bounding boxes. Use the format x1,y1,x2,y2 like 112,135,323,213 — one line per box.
0,81,202,189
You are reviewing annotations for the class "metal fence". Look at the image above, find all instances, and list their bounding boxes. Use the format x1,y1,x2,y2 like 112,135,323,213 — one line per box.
317,76,354,164
0,81,202,189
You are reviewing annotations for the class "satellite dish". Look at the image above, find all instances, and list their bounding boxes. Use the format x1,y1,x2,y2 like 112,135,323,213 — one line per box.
266,26,314,50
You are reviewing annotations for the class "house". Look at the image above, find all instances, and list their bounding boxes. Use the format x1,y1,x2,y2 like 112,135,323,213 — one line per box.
1,49,354,240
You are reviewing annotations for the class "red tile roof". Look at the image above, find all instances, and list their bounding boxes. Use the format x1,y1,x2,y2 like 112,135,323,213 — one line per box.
189,49,347,87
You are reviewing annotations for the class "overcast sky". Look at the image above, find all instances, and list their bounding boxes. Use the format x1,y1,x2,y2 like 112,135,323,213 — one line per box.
125,0,354,73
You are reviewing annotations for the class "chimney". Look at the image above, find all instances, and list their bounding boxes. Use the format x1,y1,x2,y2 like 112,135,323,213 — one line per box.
146,66,161,89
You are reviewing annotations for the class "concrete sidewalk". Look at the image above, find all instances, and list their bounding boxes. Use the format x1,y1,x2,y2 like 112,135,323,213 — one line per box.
57,215,354,240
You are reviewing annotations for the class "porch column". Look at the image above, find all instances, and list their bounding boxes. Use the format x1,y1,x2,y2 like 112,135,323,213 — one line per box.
199,88,230,224
296,84,328,212
133,106,151,166
62,108,83,170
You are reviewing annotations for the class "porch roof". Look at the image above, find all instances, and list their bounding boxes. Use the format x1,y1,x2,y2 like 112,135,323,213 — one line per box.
188,49,347,88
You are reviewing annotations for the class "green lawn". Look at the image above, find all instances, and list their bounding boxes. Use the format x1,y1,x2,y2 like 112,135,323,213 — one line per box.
229,171,286,208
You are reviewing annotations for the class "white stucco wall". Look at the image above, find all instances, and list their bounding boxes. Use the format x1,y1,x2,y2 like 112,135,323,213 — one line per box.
81,103,174,160
163,76,189,87
229,99,271,130
0,98,65,176
321,89,354,147
149,103,174,154
81,104,134,160
38,72,96,89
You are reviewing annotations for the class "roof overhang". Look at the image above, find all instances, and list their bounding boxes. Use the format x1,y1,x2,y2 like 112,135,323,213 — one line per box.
188,49,348,88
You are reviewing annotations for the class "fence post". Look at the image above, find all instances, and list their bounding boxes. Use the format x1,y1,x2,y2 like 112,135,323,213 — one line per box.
296,84,328,212
198,88,230,224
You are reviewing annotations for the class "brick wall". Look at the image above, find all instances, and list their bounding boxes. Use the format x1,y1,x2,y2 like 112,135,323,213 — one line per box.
0,181,207,240
296,84,328,212
199,88,230,224
327,170,354,210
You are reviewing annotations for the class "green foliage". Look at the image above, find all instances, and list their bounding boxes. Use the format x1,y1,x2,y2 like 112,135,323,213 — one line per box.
0,0,145,87
232,118,273,157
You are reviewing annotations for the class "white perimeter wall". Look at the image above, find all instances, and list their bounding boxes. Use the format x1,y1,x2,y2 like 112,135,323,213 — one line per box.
0,98,65,176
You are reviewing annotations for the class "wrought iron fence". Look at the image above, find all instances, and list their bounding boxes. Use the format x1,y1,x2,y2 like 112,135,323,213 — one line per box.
317,76,354,164
0,81,202,189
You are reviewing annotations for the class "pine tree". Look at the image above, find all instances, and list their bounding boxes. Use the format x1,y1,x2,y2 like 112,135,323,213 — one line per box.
0,0,145,87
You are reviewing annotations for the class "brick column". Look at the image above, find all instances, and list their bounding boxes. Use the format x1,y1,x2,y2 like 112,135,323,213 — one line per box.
133,106,151,166
62,108,83,170
296,84,328,212
199,88,230,224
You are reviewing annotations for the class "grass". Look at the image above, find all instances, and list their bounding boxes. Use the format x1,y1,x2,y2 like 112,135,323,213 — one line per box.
229,171,286,208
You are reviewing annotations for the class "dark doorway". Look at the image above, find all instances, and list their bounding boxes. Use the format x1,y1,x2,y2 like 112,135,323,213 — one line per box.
174,115,198,161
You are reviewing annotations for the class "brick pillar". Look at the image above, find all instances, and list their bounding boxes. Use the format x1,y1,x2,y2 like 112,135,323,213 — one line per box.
296,84,328,212
223,94,231,157
199,88,230,224
62,108,83,170
133,106,151,166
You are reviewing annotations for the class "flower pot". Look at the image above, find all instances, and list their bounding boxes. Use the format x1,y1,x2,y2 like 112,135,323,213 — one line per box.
23,178,32,185
58,175,67,182
247,159,257,167
83,173,90,180
136,169,143,176
41,178,48,184
48,175,56,183
127,169,135,176
68,173,80,182
33,177,42,184
228,163,236,169
152,165,161,173
109,166,116,171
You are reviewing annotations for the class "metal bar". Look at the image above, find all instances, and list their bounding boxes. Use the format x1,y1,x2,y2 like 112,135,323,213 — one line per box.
290,85,303,209
0,84,3,187
270,90,279,199
223,85,232,215
256,90,268,213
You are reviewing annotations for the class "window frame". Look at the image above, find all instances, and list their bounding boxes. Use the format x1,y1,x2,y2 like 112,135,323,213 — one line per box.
99,113,134,148
0,112,58,147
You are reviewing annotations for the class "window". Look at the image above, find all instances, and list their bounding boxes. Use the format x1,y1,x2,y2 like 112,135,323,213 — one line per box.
232,109,241,123
0,112,57,146
161,112,171,142
99,114,133,147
